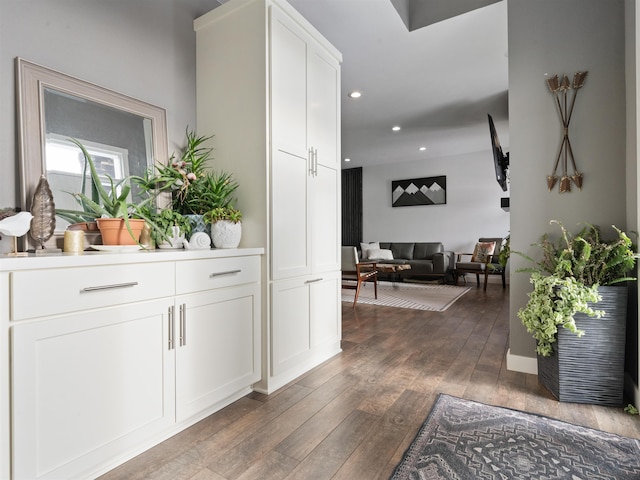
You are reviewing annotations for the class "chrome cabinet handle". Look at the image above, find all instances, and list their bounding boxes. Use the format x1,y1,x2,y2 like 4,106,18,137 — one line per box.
209,269,241,278
308,147,314,175
179,303,186,347
305,278,323,284
314,148,318,176
168,305,175,350
81,281,138,292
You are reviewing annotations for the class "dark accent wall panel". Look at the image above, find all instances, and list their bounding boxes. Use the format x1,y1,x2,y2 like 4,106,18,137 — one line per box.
341,167,362,247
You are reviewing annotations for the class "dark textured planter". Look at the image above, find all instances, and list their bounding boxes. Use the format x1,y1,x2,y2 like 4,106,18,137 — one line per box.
537,285,627,406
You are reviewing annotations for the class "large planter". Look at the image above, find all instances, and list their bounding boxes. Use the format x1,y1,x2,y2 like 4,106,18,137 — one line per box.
537,285,628,406
210,220,241,248
96,218,145,245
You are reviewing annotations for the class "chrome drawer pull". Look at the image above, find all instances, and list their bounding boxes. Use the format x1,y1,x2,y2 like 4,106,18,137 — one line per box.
305,278,323,284
81,281,139,292
209,269,241,278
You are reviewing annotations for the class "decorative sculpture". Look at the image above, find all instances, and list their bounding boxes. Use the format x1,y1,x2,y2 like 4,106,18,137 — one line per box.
29,175,57,249
546,71,588,193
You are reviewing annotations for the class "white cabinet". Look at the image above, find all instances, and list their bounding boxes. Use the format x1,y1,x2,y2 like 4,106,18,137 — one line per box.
270,148,339,280
12,301,175,480
2,249,262,480
175,284,261,422
195,0,342,393
271,149,310,279
270,5,340,169
271,271,340,379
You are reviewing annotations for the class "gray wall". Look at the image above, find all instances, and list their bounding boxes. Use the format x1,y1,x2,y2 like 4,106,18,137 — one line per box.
0,0,207,209
362,148,510,258
508,0,628,368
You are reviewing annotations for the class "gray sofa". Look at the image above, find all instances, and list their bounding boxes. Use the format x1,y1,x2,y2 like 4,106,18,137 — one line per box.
360,242,455,282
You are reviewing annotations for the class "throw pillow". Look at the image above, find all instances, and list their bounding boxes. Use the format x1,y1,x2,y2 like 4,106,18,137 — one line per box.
367,248,393,261
471,241,496,263
360,242,380,260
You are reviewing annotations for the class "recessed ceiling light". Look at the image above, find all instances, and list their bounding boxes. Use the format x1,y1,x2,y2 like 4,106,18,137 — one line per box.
419,147,426,151
344,158,351,162
392,126,401,131
348,91,361,99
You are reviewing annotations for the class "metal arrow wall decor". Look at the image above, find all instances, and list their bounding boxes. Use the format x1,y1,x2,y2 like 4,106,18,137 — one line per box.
546,71,588,193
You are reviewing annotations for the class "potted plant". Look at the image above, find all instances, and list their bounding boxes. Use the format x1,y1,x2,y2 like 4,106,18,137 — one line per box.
56,139,160,246
517,220,636,406
136,129,239,236
150,209,192,249
204,207,242,248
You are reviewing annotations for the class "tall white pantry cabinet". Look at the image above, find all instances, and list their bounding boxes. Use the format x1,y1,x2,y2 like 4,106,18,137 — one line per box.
195,0,342,393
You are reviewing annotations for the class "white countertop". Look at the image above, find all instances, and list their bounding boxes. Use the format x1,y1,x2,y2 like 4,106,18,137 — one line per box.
0,247,265,271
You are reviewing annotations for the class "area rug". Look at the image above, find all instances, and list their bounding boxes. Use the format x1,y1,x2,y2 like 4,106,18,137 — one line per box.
341,281,470,312
390,394,640,480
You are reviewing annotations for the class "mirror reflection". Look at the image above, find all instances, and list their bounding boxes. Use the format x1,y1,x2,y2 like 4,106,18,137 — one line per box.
17,58,168,247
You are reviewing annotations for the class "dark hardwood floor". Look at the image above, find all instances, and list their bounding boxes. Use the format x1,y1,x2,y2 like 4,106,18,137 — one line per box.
100,284,640,480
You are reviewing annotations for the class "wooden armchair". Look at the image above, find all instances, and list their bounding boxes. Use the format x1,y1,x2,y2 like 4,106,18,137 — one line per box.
455,237,506,291
341,246,378,307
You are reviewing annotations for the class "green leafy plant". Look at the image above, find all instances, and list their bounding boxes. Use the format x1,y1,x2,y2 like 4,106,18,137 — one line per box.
135,129,239,215
624,404,639,415
141,208,192,245
517,221,636,356
498,234,510,268
518,272,603,356
204,207,242,224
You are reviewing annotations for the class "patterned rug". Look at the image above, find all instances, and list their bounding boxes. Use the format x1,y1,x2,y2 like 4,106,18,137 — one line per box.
341,281,470,312
391,394,640,480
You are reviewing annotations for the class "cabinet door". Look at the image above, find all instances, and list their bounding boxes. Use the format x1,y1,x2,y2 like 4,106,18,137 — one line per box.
271,277,311,376
307,45,340,170
271,273,340,382
175,284,260,422
310,163,340,273
310,271,341,350
270,5,307,158
271,149,311,280
12,300,174,480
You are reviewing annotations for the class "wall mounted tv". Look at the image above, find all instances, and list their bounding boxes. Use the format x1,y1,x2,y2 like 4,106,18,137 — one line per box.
488,114,509,192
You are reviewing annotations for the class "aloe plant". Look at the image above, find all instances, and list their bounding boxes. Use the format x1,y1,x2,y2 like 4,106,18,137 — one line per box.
56,138,161,241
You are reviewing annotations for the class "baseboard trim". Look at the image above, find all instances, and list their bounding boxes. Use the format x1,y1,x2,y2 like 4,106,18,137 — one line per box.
506,349,538,374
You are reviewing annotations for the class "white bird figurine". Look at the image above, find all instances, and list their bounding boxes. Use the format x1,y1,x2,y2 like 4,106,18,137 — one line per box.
0,212,34,237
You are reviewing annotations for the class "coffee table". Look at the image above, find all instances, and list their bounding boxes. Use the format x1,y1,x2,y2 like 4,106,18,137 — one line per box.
375,263,411,285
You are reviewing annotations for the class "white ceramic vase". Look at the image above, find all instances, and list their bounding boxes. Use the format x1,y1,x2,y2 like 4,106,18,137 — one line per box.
157,225,185,249
210,220,241,248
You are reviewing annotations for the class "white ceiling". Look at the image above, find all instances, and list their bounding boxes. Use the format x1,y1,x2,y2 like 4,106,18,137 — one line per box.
194,0,509,169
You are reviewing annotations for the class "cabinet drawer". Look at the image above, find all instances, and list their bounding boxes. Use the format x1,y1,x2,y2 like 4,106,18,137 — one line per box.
11,262,175,321
175,256,260,295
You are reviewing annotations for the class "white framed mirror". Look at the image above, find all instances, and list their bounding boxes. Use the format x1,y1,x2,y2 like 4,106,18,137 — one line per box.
16,57,168,249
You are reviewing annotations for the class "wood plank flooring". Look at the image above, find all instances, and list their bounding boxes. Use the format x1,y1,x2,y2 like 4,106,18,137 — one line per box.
100,285,640,480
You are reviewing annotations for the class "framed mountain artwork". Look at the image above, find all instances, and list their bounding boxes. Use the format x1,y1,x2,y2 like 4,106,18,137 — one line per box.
391,176,446,207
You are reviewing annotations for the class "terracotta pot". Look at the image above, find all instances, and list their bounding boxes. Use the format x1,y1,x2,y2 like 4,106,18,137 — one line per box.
96,218,145,245
67,221,99,232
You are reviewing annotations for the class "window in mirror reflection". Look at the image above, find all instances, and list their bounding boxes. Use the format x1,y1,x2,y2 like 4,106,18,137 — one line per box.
46,135,132,229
